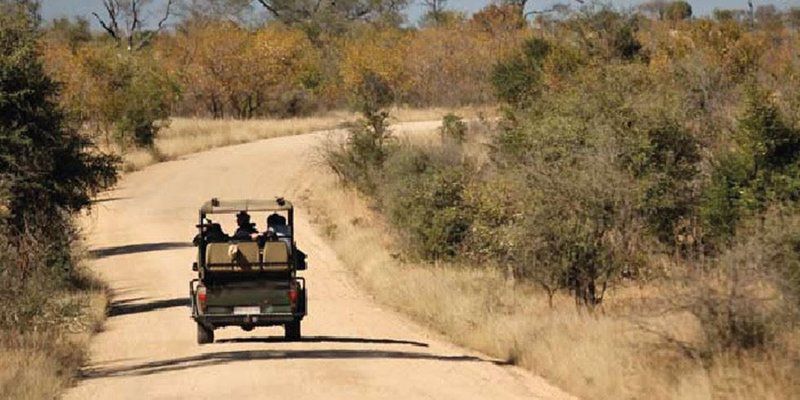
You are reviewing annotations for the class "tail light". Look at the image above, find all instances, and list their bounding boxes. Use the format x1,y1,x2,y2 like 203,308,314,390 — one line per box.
197,286,207,312
288,284,299,305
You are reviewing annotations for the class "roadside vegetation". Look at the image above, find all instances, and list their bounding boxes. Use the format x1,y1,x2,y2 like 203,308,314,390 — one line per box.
122,107,490,172
0,3,118,398
4,0,800,398
320,2,800,399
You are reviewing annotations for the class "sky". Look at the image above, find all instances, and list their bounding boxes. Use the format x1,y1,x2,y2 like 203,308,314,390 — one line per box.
40,0,800,27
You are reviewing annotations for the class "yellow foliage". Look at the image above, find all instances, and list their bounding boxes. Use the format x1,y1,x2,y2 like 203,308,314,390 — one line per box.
338,27,411,102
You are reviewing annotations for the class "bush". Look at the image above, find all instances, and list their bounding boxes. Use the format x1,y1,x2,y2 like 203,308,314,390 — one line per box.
491,37,551,107
81,46,176,149
380,146,473,259
665,1,693,21
633,118,702,249
323,72,395,194
701,86,800,247
440,113,467,144
684,228,795,354
567,9,643,61
759,210,800,309
0,221,85,332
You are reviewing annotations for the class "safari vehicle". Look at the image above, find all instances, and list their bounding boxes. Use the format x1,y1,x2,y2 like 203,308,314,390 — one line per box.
190,198,307,344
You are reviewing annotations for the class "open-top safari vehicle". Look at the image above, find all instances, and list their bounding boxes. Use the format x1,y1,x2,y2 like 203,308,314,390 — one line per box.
190,198,307,344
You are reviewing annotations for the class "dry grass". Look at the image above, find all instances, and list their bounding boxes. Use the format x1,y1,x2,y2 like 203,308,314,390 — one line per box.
121,106,493,172
0,282,107,399
295,165,800,400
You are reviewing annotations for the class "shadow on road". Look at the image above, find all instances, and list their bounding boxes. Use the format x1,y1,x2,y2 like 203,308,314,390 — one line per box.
90,242,193,259
108,297,190,317
82,349,506,379
217,335,429,347
91,196,130,205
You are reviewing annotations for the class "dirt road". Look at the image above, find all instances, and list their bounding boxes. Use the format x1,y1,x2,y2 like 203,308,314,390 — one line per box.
65,122,575,400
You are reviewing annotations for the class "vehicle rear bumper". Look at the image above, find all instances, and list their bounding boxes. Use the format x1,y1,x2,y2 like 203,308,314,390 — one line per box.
190,279,306,328
193,312,303,328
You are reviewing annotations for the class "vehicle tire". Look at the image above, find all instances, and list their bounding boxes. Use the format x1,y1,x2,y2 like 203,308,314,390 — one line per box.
284,319,301,341
197,323,214,344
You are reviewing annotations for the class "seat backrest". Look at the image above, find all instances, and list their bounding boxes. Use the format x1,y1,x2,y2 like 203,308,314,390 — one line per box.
262,241,290,272
205,243,230,267
236,242,260,266
205,242,259,271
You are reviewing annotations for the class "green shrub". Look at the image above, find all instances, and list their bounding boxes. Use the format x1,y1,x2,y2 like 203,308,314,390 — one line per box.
491,37,551,107
380,146,473,259
440,113,467,144
701,86,800,247
665,1,693,21
634,119,702,248
700,152,756,246
323,71,396,193
568,9,644,61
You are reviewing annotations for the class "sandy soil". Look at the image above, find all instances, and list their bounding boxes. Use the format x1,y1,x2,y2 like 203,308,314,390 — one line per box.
64,122,576,400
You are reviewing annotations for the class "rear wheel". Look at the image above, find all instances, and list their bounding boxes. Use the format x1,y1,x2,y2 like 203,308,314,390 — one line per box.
284,319,301,341
197,323,214,344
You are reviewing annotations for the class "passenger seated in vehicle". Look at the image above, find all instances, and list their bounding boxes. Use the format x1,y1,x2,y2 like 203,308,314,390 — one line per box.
267,213,290,237
205,223,228,242
258,213,290,247
193,222,229,245
232,211,258,241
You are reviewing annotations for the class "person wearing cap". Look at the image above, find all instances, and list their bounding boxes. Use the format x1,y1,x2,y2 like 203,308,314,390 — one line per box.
232,211,258,241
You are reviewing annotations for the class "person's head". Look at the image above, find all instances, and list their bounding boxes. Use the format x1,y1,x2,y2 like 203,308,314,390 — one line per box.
236,211,251,227
266,213,286,228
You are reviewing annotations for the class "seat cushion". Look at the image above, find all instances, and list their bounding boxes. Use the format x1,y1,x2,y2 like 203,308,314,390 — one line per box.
262,241,290,271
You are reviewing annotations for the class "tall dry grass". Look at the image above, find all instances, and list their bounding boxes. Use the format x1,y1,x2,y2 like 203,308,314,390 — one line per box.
121,107,493,172
0,290,106,400
296,165,800,400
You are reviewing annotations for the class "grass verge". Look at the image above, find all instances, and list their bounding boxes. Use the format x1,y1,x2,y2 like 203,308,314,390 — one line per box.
0,268,107,400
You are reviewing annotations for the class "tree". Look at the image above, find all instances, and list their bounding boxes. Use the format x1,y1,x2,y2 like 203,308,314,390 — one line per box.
0,6,118,231
498,0,529,19
420,0,448,25
471,3,526,34
255,0,408,26
491,37,551,107
713,9,743,22
177,0,256,25
48,17,91,53
638,1,668,20
789,7,800,29
93,0,174,50
755,5,781,29
664,1,692,21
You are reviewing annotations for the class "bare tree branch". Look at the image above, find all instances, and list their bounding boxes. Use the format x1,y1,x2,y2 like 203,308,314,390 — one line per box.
92,11,119,40
255,0,281,18
93,0,121,41
155,0,174,32
94,0,174,51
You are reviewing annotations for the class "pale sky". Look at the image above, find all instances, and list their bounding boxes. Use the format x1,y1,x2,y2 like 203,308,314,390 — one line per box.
40,0,800,27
